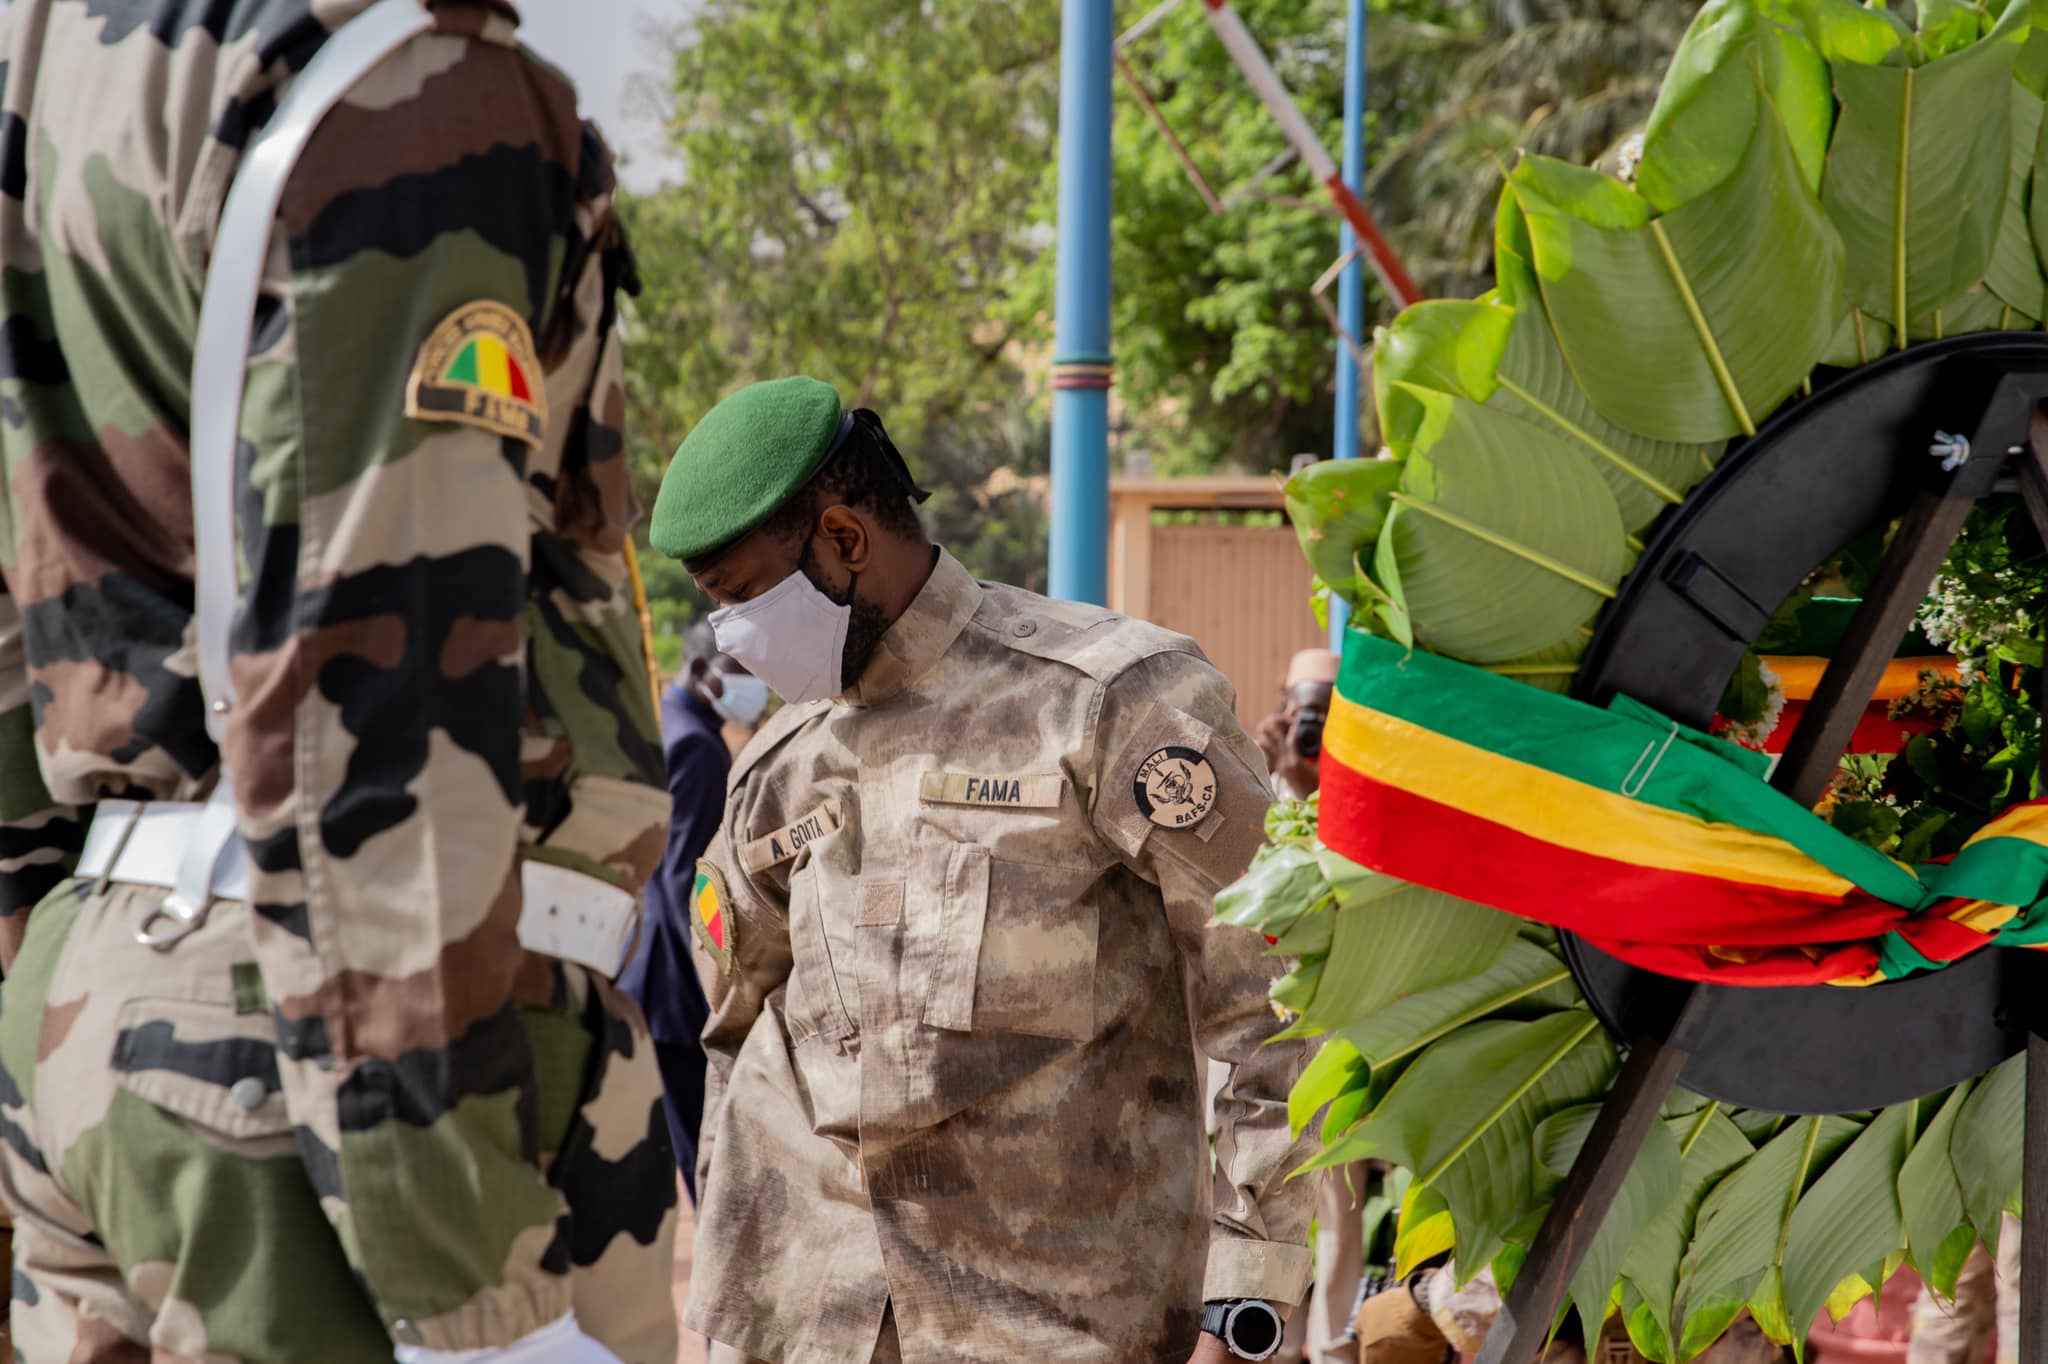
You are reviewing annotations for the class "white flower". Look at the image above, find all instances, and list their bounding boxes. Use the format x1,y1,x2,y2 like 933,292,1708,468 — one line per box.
1615,133,1646,184
1717,658,1786,751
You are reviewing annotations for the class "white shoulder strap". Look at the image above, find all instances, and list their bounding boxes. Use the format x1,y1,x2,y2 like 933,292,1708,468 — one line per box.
188,0,433,746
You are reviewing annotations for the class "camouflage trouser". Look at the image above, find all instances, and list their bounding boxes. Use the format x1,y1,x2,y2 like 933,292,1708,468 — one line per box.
0,879,677,1363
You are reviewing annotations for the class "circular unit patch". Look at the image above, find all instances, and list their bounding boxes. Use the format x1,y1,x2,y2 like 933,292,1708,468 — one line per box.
1133,745,1219,830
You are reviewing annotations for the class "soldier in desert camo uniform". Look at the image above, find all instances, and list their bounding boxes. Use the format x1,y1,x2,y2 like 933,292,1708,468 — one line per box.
0,2,678,1359
650,377,1322,1364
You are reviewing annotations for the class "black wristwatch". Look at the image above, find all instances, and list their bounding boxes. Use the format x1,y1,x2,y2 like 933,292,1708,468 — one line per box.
1200,1299,1284,1361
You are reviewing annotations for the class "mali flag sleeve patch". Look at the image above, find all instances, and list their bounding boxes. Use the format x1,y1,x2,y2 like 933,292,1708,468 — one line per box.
691,860,734,972
404,300,548,447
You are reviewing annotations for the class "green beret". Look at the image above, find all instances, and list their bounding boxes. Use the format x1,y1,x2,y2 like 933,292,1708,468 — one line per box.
649,376,847,560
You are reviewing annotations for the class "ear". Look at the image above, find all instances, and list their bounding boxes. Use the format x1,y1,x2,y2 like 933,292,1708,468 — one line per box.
814,503,873,576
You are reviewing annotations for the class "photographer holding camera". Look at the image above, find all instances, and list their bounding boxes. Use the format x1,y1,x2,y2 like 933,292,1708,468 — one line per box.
1255,650,1338,802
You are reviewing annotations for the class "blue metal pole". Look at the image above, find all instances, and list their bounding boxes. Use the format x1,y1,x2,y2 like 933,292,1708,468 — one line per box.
1049,0,1114,605
1328,0,1368,649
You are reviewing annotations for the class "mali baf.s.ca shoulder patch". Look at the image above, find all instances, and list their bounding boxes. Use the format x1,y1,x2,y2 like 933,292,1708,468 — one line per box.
690,860,734,973
1133,745,1218,830
404,300,548,447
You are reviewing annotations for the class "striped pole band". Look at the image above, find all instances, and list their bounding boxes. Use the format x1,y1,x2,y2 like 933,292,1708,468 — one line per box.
1053,357,1116,390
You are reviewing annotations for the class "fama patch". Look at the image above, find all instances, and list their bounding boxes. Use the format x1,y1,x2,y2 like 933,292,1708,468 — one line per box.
404,300,548,446
1133,745,1218,830
919,771,1063,809
691,861,732,972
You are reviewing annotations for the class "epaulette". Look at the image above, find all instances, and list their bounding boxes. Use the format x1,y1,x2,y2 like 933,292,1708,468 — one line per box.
969,582,1207,686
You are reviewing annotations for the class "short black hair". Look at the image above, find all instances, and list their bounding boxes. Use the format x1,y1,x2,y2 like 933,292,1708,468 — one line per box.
753,414,924,545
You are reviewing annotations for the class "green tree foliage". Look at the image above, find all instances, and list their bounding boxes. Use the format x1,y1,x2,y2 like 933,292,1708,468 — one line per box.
618,0,1061,633
1369,0,1697,301
619,0,1697,645
1008,2,1357,474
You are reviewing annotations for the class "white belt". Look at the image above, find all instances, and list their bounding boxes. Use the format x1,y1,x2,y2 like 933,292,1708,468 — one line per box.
79,798,639,978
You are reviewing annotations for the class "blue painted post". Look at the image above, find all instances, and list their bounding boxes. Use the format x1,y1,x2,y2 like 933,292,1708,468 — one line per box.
1328,0,1368,648
1049,0,1114,605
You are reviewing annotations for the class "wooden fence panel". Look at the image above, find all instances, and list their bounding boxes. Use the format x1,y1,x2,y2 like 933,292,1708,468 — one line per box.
1145,524,1325,732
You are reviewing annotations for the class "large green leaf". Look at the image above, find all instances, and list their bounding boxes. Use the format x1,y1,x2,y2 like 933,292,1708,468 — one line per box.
1299,882,1520,1033
1516,103,1844,443
1900,1084,1978,1298
2019,0,2048,98
1290,1036,1366,1139
1384,386,1628,663
1372,300,1513,452
1799,0,1911,66
1910,285,2025,342
1396,1180,1458,1277
1369,502,1416,649
1621,1107,1757,1364
1675,1115,1860,1359
1635,0,1834,213
1774,1103,1912,1348
1534,1103,1686,1341
1490,300,1722,534
1987,83,2048,319
1310,1011,1618,1271
1213,843,1328,938
1496,182,1542,308
1950,1052,2025,1245
2029,74,2048,285
1482,635,1590,697
1818,306,1896,367
1821,0,2028,340
1284,458,1404,599
1340,937,1581,1072
1730,1109,1790,1145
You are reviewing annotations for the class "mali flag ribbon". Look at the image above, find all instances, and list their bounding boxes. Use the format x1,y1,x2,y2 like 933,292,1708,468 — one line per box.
1317,631,2048,986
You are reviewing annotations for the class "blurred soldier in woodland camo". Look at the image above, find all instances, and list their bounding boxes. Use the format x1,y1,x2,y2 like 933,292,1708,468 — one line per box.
0,1,678,1359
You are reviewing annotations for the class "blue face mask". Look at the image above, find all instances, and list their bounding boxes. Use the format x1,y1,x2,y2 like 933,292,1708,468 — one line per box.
706,670,770,727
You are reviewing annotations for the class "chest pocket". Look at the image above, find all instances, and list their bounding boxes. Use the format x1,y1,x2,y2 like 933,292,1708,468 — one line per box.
924,844,1103,1043
783,861,856,1045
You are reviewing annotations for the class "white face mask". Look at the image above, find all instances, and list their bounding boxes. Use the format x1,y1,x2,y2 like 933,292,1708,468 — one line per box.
706,569,851,705
705,671,770,728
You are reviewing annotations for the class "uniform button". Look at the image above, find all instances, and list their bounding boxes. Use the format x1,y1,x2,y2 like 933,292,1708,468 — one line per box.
1012,620,1037,638
391,1320,422,1346
229,1076,267,1110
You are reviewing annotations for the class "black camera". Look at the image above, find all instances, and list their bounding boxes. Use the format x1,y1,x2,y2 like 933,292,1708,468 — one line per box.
1290,707,1326,760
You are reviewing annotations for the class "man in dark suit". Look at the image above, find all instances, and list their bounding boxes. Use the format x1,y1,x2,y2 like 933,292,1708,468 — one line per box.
620,621,768,1200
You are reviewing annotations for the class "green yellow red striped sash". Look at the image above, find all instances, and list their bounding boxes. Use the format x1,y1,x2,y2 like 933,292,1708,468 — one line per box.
1318,632,2048,985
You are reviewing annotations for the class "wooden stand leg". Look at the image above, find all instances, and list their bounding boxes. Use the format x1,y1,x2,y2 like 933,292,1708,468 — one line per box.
1474,1010,1704,1364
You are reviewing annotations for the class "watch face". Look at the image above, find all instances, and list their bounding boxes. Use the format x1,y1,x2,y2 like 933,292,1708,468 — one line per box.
1226,1301,1283,1360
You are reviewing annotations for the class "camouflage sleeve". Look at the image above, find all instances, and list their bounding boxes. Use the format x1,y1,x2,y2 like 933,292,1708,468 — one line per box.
217,26,607,1350
0,586,83,970
689,807,796,1199
1090,650,1321,1308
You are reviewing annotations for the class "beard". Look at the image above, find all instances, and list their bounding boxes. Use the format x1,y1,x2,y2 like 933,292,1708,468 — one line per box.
839,596,891,691
800,541,891,693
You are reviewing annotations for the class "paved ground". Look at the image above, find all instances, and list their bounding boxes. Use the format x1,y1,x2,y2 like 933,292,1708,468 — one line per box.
673,1181,708,1364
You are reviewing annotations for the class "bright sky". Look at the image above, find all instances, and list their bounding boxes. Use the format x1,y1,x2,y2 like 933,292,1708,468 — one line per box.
520,0,688,192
